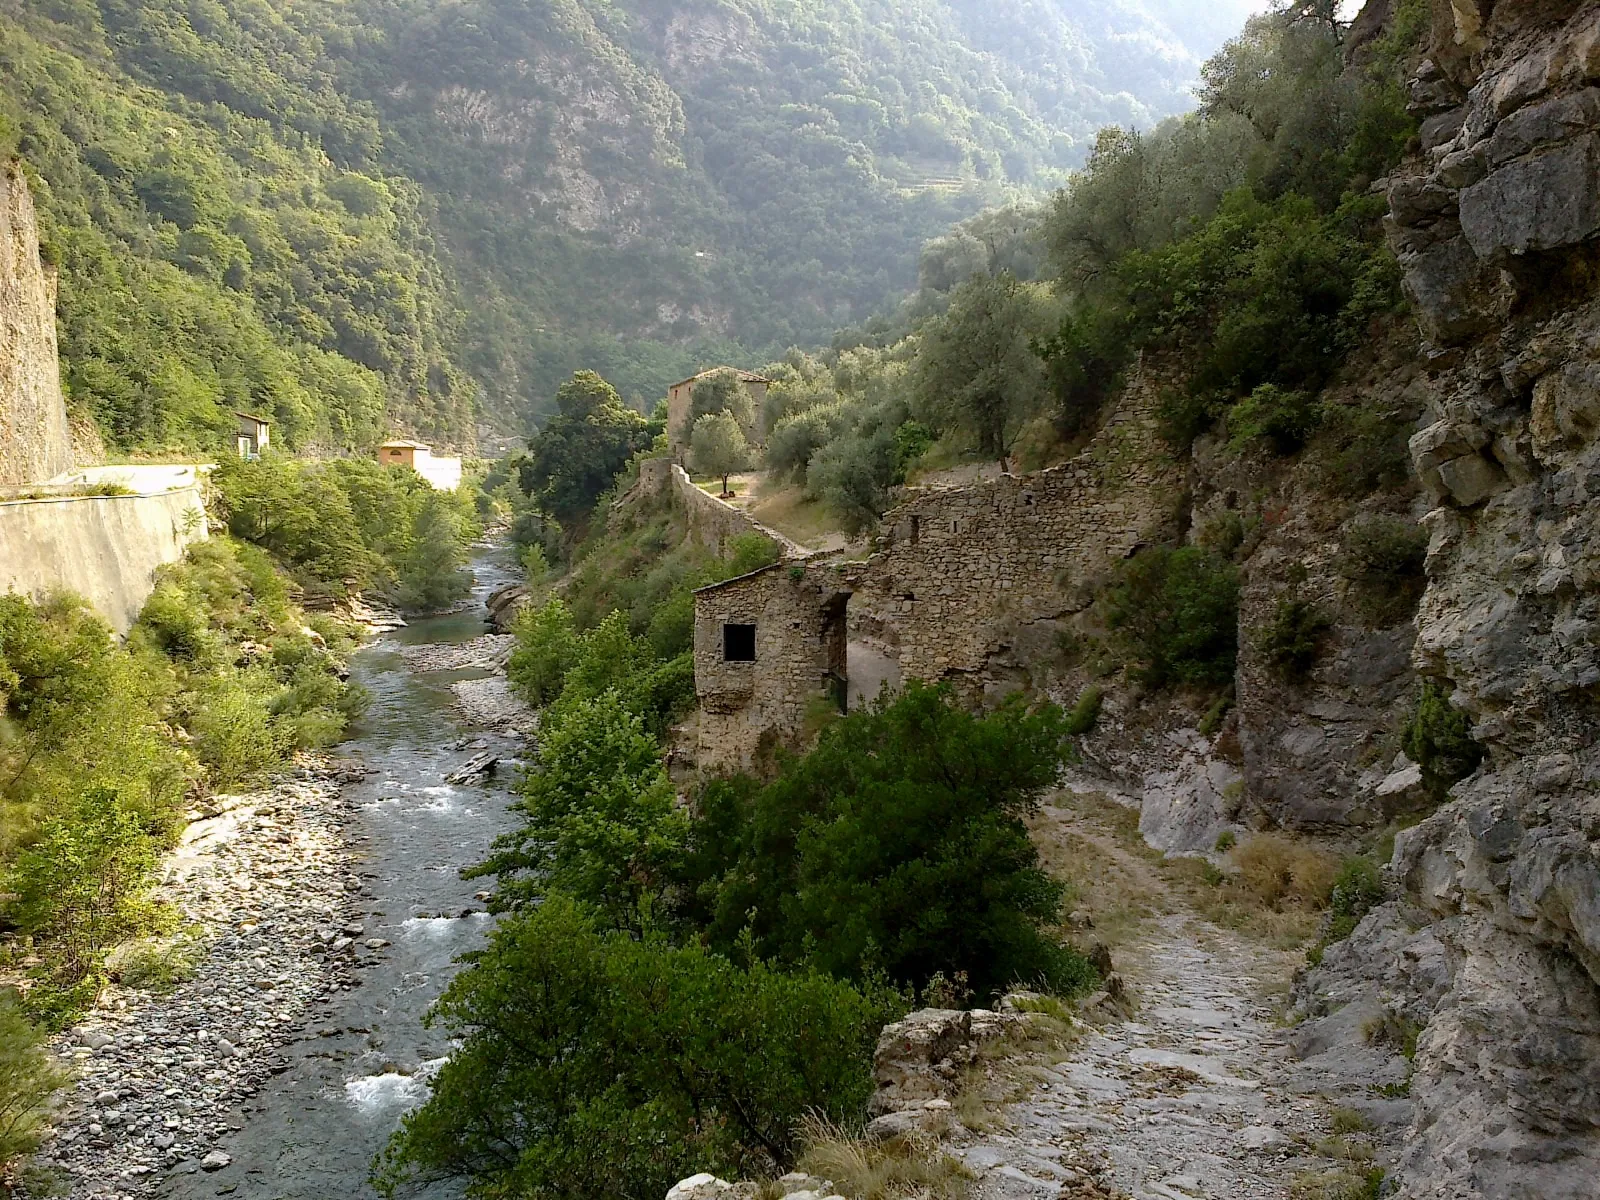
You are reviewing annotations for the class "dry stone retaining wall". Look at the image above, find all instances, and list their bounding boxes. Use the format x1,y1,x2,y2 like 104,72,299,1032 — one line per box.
633,458,805,557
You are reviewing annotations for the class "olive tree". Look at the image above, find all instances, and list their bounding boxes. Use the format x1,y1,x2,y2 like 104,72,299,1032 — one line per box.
690,412,749,497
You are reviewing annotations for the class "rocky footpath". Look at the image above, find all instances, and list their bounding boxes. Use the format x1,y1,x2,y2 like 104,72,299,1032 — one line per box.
29,759,379,1199
1290,2,1600,1196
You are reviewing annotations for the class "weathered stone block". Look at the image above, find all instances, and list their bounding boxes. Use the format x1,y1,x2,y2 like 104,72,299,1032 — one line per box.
1399,236,1491,343
1460,134,1600,258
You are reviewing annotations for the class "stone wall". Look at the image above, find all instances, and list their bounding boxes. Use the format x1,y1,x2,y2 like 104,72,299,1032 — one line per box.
686,373,1180,772
849,387,1178,684
633,458,806,558
0,486,210,633
0,164,73,487
690,562,849,773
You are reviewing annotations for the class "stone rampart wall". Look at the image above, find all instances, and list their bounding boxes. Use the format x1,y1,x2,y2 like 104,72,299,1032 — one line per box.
849,385,1178,681
0,486,209,632
634,458,805,558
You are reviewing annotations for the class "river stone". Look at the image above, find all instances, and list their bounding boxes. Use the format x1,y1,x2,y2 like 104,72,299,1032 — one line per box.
200,1149,231,1171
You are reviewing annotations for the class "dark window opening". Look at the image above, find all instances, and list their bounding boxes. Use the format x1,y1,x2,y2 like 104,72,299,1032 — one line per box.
910,515,921,544
723,623,756,662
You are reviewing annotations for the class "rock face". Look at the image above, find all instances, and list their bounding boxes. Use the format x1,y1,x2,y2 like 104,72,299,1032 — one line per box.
0,163,73,487
868,1006,1023,1117
1294,4,1600,1195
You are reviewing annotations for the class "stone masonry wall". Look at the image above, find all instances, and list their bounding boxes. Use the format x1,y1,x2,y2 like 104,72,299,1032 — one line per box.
687,371,1180,772
849,377,1179,683
633,458,806,558
0,164,73,487
690,563,848,774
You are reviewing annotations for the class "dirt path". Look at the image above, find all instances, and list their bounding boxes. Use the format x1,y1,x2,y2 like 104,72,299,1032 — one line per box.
947,794,1378,1200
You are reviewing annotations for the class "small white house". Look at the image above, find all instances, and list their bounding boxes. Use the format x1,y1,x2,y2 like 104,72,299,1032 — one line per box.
378,439,462,491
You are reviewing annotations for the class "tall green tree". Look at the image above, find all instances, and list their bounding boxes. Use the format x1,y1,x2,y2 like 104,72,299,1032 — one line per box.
690,411,750,496
519,372,653,534
912,272,1057,471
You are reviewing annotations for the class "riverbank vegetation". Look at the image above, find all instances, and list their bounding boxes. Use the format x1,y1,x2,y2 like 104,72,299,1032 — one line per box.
0,532,371,1173
210,456,482,613
0,538,365,1022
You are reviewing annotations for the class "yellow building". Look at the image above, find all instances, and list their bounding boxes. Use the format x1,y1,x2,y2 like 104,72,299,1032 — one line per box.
378,439,463,491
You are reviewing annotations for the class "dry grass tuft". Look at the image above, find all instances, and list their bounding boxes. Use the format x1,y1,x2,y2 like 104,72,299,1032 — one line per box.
796,1115,972,1200
1289,1166,1384,1200
1231,835,1339,909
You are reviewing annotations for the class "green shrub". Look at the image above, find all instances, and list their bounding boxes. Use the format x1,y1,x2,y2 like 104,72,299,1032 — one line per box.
1402,682,1482,802
1197,511,1248,560
1314,404,1415,498
374,895,897,1200
1324,857,1385,946
395,490,475,613
189,678,282,788
1339,515,1427,625
1106,546,1239,688
0,1001,67,1171
1258,597,1332,682
136,582,214,663
1063,686,1102,736
477,693,688,927
1227,384,1323,455
111,930,205,993
681,683,1095,999
9,787,163,993
506,599,580,707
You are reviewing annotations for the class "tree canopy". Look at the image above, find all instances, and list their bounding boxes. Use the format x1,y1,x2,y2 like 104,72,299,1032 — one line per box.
518,372,654,534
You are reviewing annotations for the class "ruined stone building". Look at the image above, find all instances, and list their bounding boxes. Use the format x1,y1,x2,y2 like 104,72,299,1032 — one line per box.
687,377,1181,773
665,367,772,459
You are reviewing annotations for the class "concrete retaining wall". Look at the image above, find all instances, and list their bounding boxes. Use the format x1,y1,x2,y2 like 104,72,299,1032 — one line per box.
0,486,209,632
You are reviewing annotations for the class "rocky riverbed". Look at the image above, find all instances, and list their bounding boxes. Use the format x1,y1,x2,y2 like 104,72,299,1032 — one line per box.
32,758,380,1198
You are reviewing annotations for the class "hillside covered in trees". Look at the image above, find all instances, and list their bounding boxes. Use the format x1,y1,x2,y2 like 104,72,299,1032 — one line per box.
0,0,1256,456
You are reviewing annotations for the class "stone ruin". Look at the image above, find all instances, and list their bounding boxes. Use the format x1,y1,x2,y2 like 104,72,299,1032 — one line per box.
686,372,1181,773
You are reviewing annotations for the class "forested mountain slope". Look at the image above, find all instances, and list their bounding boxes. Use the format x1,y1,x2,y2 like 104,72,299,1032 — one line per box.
0,0,1252,455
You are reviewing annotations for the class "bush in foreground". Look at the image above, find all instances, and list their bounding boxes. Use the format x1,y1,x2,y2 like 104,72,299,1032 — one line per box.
683,682,1094,999
374,895,895,1200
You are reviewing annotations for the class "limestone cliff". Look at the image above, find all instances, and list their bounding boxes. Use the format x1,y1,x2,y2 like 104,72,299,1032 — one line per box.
0,162,72,487
1293,3,1600,1195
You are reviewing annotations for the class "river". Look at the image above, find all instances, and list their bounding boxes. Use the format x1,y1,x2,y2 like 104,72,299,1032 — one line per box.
160,544,524,1200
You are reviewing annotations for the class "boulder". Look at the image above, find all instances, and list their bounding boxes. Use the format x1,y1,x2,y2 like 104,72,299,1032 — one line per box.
868,1006,1024,1115
664,1174,759,1200
1460,134,1600,259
